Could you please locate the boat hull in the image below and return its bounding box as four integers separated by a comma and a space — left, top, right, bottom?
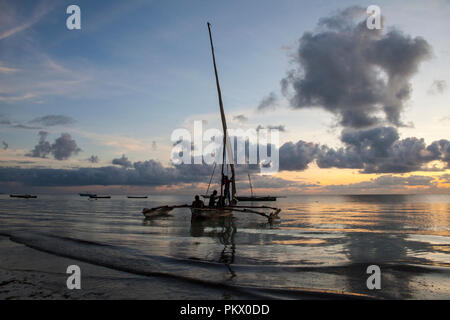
79, 193, 96, 197
191, 207, 233, 220
10, 194, 37, 199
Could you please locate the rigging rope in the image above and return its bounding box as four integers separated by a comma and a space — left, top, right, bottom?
205, 162, 217, 195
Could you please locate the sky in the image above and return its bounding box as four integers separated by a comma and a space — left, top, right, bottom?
0, 0, 449, 195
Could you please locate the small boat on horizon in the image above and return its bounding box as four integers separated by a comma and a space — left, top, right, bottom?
89, 195, 111, 199
10, 194, 37, 199
79, 193, 97, 197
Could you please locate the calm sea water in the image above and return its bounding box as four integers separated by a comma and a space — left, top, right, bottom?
0, 194, 449, 299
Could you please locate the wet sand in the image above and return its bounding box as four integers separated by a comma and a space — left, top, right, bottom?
2, 235, 449, 300
0, 235, 252, 300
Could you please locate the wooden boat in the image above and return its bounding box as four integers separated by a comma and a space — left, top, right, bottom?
191, 207, 233, 220
89, 195, 111, 199
10, 194, 37, 199
141, 23, 281, 222
127, 196, 148, 199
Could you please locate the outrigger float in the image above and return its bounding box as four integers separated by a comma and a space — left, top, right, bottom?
142, 22, 281, 222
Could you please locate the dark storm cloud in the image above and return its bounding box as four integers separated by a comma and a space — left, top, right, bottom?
0, 160, 213, 187
27, 131, 81, 160
280, 6, 431, 128
279, 140, 319, 171
316, 126, 450, 173
50, 133, 81, 160
29, 115, 75, 126
87, 155, 99, 163
257, 92, 278, 111
112, 154, 132, 168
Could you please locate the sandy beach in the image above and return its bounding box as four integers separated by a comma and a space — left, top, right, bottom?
0, 235, 255, 300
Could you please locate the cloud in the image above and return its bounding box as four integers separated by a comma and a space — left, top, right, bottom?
315, 126, 450, 173
87, 155, 99, 163
50, 133, 82, 160
29, 115, 75, 126
27, 131, 81, 160
0, 116, 41, 129
257, 92, 278, 111
112, 154, 132, 168
279, 6, 431, 128
0, 160, 211, 187
11, 124, 42, 130
2, 141, 8, 150
0, 0, 55, 40
0, 62, 19, 74
438, 174, 450, 184
256, 124, 286, 132
233, 114, 248, 123
323, 175, 437, 193
0, 93, 38, 102
27, 131, 52, 158
279, 141, 319, 171
428, 80, 447, 95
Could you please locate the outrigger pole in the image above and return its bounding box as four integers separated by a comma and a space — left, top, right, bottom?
207, 22, 236, 202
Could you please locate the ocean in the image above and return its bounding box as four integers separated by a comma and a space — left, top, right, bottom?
0, 194, 449, 299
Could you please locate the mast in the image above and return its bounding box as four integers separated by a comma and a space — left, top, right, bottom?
207, 22, 236, 201
248, 173, 254, 197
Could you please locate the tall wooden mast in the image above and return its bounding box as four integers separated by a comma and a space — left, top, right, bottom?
207, 22, 236, 201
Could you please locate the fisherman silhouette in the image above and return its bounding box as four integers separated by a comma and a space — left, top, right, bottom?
209, 190, 218, 207
192, 195, 204, 208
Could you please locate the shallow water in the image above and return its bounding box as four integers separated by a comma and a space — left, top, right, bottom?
0, 194, 449, 299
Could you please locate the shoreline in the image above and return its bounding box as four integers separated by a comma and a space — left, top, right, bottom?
0, 235, 254, 300
2, 233, 449, 300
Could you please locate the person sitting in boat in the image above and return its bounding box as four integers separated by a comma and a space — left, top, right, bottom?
208, 190, 218, 207
192, 195, 204, 208
216, 195, 225, 207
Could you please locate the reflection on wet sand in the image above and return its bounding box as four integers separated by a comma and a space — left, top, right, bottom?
190, 217, 237, 268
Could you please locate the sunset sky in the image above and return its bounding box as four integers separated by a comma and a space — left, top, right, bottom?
0, 0, 449, 194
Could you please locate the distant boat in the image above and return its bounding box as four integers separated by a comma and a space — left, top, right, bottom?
89, 195, 111, 199
79, 193, 97, 197
10, 194, 37, 199
127, 196, 148, 199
